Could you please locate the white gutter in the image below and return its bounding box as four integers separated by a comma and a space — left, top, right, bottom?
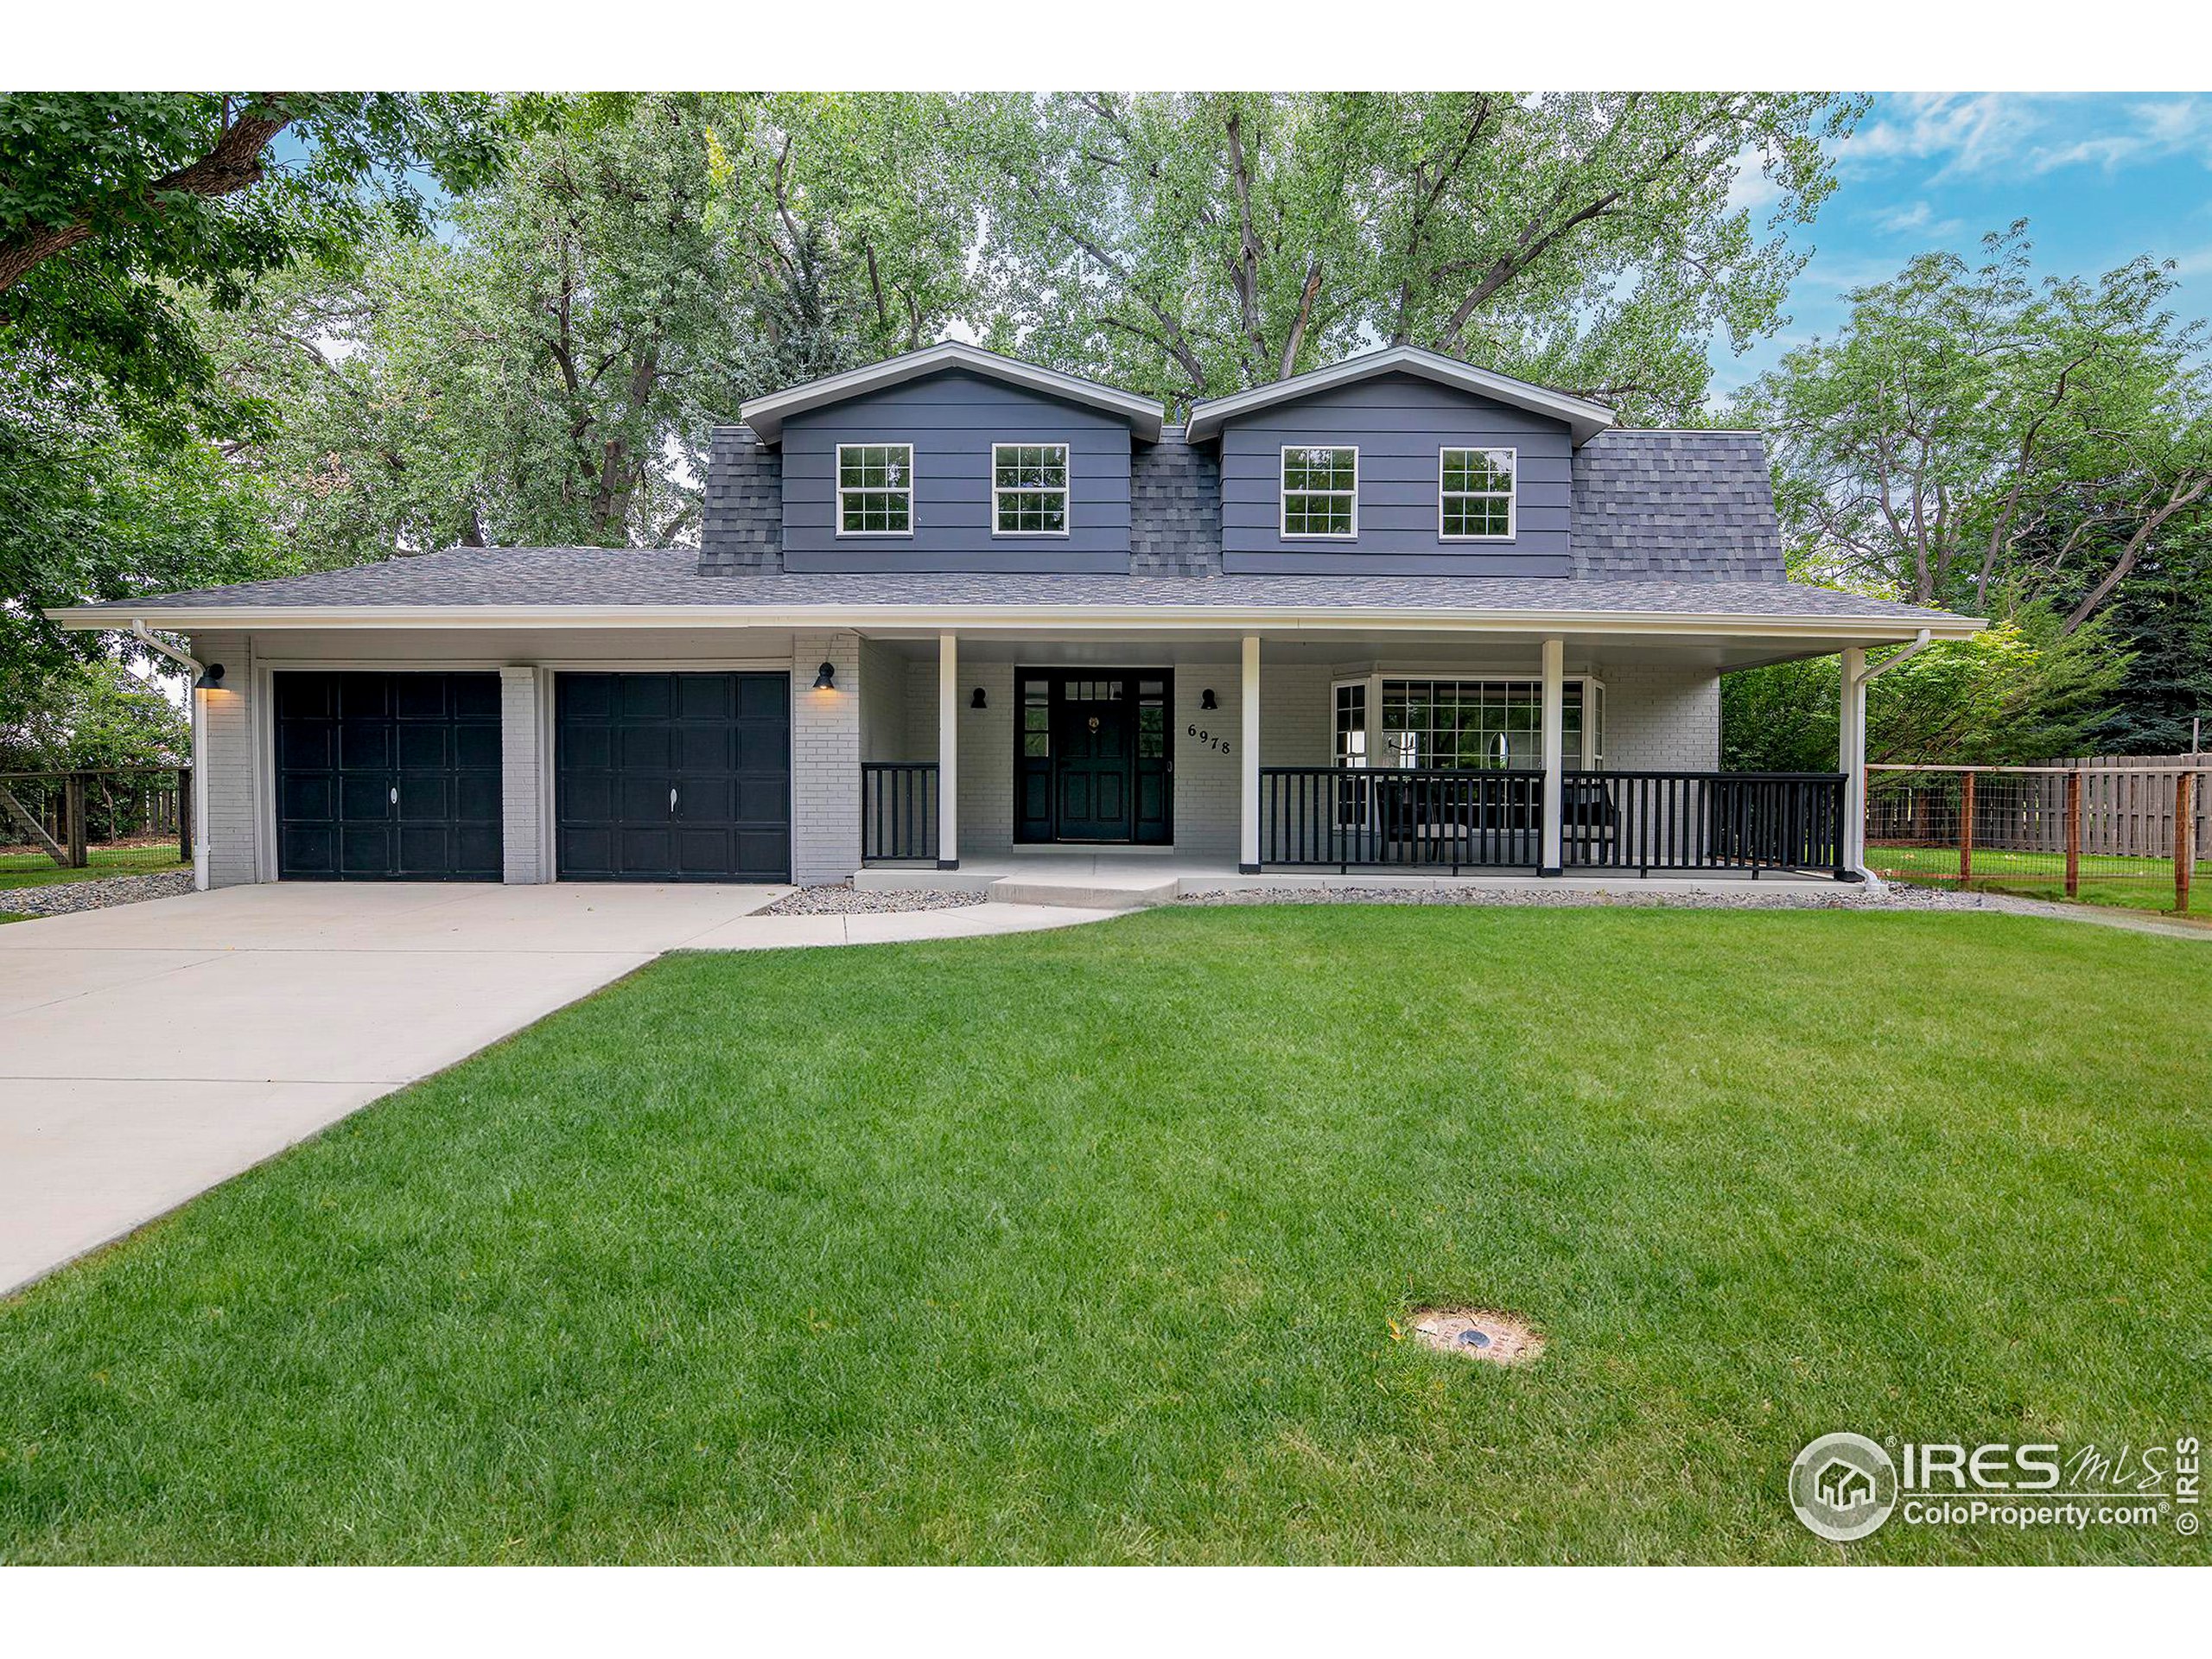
128, 619, 206, 677
1851, 628, 1935, 687
63, 606, 1986, 643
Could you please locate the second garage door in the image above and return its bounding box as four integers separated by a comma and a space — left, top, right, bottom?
556, 672, 791, 881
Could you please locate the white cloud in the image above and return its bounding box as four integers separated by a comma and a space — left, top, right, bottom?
1870, 199, 1964, 238
1838, 92, 2212, 182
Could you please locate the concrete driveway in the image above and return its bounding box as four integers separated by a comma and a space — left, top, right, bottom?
0, 880, 791, 1294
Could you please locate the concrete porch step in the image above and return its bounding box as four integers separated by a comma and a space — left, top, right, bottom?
982, 870, 1180, 910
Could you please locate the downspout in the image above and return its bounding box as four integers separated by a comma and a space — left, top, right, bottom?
1852, 628, 1934, 691
129, 620, 214, 683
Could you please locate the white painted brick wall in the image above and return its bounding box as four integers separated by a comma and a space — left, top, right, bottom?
791, 631, 861, 883
499, 665, 546, 883
188, 631, 257, 889
1599, 664, 1721, 771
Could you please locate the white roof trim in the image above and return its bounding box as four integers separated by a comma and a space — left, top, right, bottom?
739, 342, 1166, 444
1184, 346, 1617, 448
49, 602, 1984, 643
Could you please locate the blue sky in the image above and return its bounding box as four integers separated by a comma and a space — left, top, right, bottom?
1714, 92, 2212, 397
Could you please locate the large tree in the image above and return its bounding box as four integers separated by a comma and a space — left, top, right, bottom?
1736, 226, 2212, 621
963, 92, 1859, 420
205, 93, 982, 557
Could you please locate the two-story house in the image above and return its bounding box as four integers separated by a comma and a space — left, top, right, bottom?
53, 343, 1980, 894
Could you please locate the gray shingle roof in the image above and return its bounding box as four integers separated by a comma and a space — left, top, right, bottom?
68, 545, 1967, 626
1570, 429, 1783, 582
1128, 428, 1221, 578
699, 426, 779, 572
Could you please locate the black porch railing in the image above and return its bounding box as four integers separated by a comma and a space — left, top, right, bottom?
1561, 770, 1847, 877
1260, 767, 1543, 872
861, 762, 939, 861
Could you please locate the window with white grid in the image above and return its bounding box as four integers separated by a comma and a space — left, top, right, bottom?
1440, 448, 1516, 540
993, 442, 1069, 536
1280, 446, 1357, 537
836, 443, 913, 536
1376, 679, 1587, 770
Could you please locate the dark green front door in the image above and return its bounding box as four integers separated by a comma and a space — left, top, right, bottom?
1014, 671, 1173, 845
1053, 691, 1131, 840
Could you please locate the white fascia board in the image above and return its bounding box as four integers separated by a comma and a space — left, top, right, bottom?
1185, 346, 1617, 447
49, 603, 1986, 643
739, 342, 1166, 443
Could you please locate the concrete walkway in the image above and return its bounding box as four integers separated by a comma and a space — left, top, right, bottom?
0, 883, 1105, 1295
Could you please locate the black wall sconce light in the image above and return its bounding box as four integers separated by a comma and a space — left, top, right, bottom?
970, 687, 988, 709
195, 663, 225, 690
811, 661, 837, 690
1199, 688, 1218, 710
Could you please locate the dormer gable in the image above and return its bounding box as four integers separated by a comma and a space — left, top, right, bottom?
734, 344, 1166, 575
1186, 350, 1615, 578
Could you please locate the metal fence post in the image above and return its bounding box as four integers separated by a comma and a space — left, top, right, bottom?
1958, 769, 1975, 887
2064, 769, 2081, 899
64, 772, 89, 868
2177, 770, 2196, 915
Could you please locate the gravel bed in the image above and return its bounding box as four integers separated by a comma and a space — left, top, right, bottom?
1173, 880, 2176, 924
762, 884, 990, 916
1, 869, 197, 917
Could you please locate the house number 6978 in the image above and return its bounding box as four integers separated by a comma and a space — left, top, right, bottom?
1188, 722, 1230, 755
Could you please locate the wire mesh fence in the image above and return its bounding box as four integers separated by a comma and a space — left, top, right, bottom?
0, 767, 193, 875
1866, 764, 2207, 915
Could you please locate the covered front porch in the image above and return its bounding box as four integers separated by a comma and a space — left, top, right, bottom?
848, 623, 1896, 887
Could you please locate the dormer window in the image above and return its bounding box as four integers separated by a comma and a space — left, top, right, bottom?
993, 442, 1069, 536
1281, 445, 1357, 538
836, 443, 913, 536
1440, 447, 1516, 540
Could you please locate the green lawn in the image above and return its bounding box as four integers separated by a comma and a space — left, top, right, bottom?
1871, 844, 2208, 918
2, 907, 2206, 1564
0, 844, 187, 893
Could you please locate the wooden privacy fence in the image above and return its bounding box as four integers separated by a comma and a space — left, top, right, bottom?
0, 767, 194, 869
1865, 763, 2205, 911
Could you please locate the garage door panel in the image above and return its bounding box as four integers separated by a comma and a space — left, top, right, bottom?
620, 772, 674, 821
281, 772, 334, 821
454, 824, 501, 875
283, 824, 335, 875
556, 671, 789, 882
278, 671, 502, 882
340, 823, 395, 876
620, 675, 674, 720
398, 774, 449, 820
680, 674, 734, 721
735, 778, 785, 822
453, 722, 501, 769
736, 723, 788, 771
340, 721, 394, 771
558, 723, 611, 771
738, 676, 784, 720
454, 772, 500, 823
397, 723, 448, 768
278, 721, 334, 770
340, 773, 394, 820
620, 725, 673, 770
679, 725, 732, 772
677, 778, 733, 821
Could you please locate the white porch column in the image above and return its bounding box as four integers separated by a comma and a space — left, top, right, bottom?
1239, 635, 1262, 872
1540, 636, 1565, 875
1840, 646, 1867, 874
938, 632, 959, 869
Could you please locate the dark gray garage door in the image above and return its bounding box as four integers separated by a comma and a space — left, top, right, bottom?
276, 671, 503, 880
556, 672, 791, 881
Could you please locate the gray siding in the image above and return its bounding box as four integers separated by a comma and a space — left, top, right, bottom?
779, 369, 1133, 574
1218, 372, 1573, 576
